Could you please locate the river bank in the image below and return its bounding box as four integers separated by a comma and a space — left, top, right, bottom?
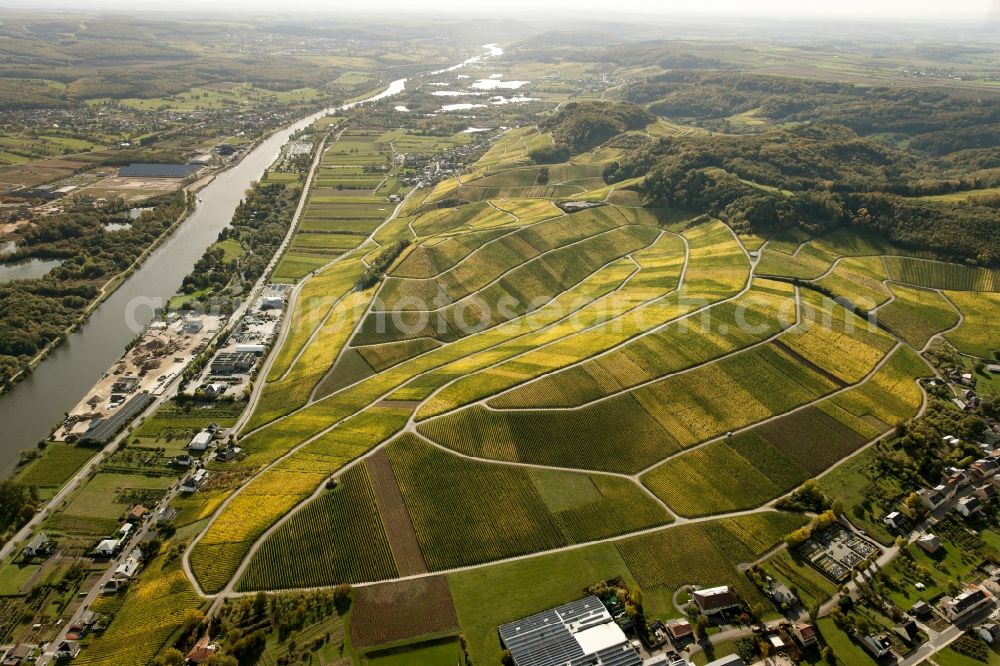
0, 79, 412, 474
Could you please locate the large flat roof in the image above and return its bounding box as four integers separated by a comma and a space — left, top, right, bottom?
81, 392, 153, 444
575, 623, 628, 656
498, 596, 640, 666
118, 163, 199, 178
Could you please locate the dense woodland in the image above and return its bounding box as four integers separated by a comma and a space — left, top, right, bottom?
625, 72, 1000, 138
0, 193, 188, 387
588, 73, 1000, 264
532, 101, 653, 162
176, 181, 301, 313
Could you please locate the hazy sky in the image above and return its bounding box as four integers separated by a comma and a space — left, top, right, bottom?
9, 0, 999, 20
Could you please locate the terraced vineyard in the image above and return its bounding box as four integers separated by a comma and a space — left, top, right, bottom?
177, 114, 999, 666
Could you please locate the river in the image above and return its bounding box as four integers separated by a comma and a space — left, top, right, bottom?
0, 46, 499, 474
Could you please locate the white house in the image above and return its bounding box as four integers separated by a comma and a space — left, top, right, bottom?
692, 586, 741, 615
95, 539, 118, 557
884, 511, 902, 530
180, 468, 208, 493
188, 430, 213, 451
24, 532, 53, 558
957, 496, 983, 518
945, 586, 992, 621
115, 557, 141, 580
916, 533, 942, 554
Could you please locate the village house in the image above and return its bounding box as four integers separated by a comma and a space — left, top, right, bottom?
94, 538, 119, 558
972, 459, 1000, 480
917, 487, 949, 511
794, 623, 818, 648
54, 641, 80, 660
770, 582, 797, 607
66, 610, 99, 640
911, 600, 932, 619
154, 507, 178, 525
957, 496, 983, 518
884, 511, 903, 530
667, 620, 693, 644
187, 634, 219, 664
127, 505, 147, 523
180, 468, 208, 493
944, 586, 993, 622
199, 382, 229, 399
23, 532, 53, 558
101, 579, 126, 594
2, 645, 30, 666
917, 533, 943, 554
946, 467, 971, 488
894, 620, 920, 645
975, 484, 998, 503
692, 586, 742, 616
859, 634, 892, 659
114, 557, 141, 580
188, 429, 213, 452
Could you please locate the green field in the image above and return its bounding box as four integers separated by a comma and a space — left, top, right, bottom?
877, 283, 958, 348
14, 444, 96, 497
238, 464, 397, 591
363, 639, 466, 666
385, 434, 672, 570
448, 543, 636, 666
944, 290, 1000, 357
642, 346, 927, 516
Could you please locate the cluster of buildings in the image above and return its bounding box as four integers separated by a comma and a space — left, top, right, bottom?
93, 515, 140, 559
189, 292, 286, 398
397, 132, 494, 189
496, 588, 829, 666
900, 442, 1000, 520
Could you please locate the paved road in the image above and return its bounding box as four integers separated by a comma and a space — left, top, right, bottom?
37, 481, 183, 666
189, 218, 934, 605
160, 113, 982, 666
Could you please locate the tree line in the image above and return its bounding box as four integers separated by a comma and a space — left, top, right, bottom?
0, 192, 189, 388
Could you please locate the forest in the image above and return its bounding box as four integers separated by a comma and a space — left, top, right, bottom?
531, 101, 653, 162
176, 181, 301, 312
0, 193, 189, 388
601, 118, 1000, 264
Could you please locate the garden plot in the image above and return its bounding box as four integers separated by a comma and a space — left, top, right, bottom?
796, 524, 881, 582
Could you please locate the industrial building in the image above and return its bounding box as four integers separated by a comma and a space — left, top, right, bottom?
498, 596, 641, 666
210, 352, 256, 375
117, 163, 200, 178
80, 392, 154, 444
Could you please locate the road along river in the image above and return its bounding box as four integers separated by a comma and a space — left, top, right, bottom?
0, 50, 495, 473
